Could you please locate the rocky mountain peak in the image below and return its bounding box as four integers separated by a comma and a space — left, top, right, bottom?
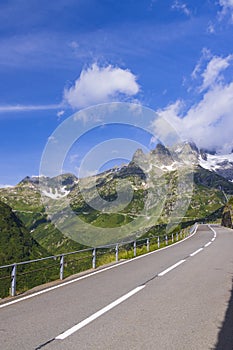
186, 141, 199, 153
200, 149, 207, 161
150, 143, 173, 166
132, 148, 146, 163
19, 176, 40, 185
151, 143, 171, 156
52, 173, 78, 187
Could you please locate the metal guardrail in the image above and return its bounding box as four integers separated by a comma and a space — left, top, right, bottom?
190, 222, 198, 235
0, 225, 197, 298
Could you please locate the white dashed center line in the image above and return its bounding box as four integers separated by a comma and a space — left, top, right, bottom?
158, 260, 186, 277
56, 285, 145, 340
190, 248, 203, 257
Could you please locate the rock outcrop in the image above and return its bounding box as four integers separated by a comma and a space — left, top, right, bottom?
221, 198, 233, 228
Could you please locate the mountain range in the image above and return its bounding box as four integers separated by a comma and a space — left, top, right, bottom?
0, 141, 233, 257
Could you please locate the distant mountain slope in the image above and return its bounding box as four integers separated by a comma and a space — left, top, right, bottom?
194, 166, 233, 194
199, 152, 233, 181
0, 182, 85, 254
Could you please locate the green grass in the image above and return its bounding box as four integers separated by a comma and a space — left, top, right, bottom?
0, 228, 190, 298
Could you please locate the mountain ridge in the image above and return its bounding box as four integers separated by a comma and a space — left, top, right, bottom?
0, 141, 232, 250
15, 141, 233, 188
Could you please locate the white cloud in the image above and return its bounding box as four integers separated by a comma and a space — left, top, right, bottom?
0, 104, 62, 113
191, 62, 201, 80
200, 54, 233, 91
64, 63, 140, 109
171, 1, 191, 16
191, 51, 232, 91
219, 0, 233, 22
69, 41, 79, 49
69, 154, 79, 164
0, 184, 14, 188
191, 48, 211, 79
57, 110, 65, 118
207, 22, 215, 34
153, 53, 233, 153
47, 135, 57, 143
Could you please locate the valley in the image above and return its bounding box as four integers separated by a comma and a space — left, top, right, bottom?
0, 141, 233, 297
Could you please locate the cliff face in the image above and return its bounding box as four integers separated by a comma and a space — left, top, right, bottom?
221, 198, 233, 228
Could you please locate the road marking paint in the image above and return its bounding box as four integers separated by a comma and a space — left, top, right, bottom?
204, 242, 212, 247
55, 285, 145, 340
0, 226, 198, 309
208, 225, 217, 239
190, 248, 203, 257
158, 260, 186, 277
211, 238, 215, 242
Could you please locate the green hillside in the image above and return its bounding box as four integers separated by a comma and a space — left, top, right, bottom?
0, 183, 86, 254
0, 201, 52, 297
0, 201, 47, 266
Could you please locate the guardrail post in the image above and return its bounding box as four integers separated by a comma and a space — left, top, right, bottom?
133, 241, 137, 257
157, 236, 160, 248
92, 248, 96, 269
11, 263, 17, 297
172, 233, 174, 243
60, 255, 64, 280
146, 238, 150, 252
176, 233, 178, 241
165, 235, 168, 245
115, 244, 119, 262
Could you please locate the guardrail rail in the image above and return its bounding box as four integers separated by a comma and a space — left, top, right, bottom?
0, 224, 197, 298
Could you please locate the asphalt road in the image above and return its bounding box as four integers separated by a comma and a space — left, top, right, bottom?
0, 224, 233, 350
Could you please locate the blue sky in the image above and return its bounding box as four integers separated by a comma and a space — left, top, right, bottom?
1, 0, 233, 185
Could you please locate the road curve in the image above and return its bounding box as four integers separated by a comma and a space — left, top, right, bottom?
0, 224, 233, 350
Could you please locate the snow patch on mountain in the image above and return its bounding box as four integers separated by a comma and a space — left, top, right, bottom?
42, 186, 70, 199
199, 153, 233, 169
199, 153, 233, 181
160, 162, 177, 171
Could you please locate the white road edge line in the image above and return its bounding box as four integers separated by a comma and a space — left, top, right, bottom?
208, 225, 217, 238
55, 285, 145, 340
190, 248, 203, 257
158, 259, 186, 277
0, 225, 198, 309
204, 242, 212, 247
